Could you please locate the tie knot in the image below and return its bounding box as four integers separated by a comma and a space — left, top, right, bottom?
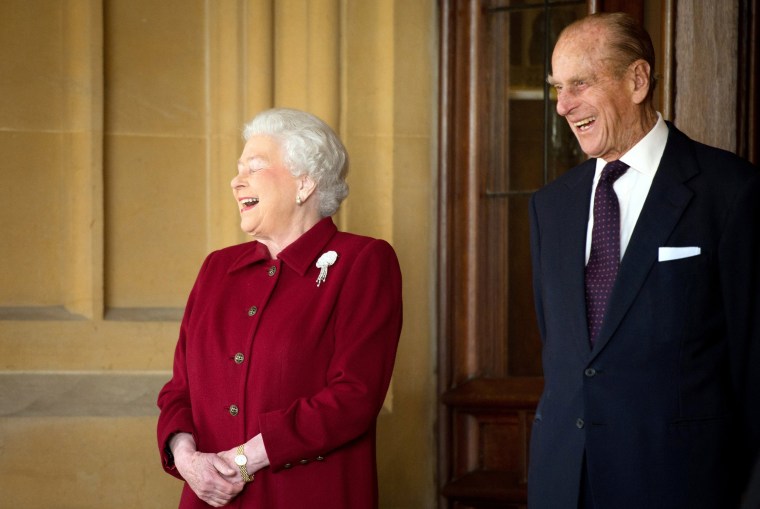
600, 160, 629, 184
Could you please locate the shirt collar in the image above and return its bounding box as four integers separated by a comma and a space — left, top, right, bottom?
596, 112, 668, 177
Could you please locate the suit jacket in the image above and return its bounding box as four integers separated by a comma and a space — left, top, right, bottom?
527, 123, 760, 509
157, 217, 402, 508
742, 456, 760, 509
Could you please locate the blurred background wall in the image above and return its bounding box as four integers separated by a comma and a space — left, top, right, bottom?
0, 1, 437, 507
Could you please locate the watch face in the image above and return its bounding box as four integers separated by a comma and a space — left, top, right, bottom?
235, 454, 247, 466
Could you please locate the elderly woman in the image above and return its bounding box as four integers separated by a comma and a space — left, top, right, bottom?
157, 108, 403, 508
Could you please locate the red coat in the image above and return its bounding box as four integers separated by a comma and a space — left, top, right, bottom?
157, 217, 403, 508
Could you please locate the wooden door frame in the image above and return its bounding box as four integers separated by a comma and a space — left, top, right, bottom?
436, 0, 757, 506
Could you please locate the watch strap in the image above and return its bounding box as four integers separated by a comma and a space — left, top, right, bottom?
236, 445, 253, 482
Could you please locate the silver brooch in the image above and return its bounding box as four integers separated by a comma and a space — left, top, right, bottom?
315, 251, 338, 287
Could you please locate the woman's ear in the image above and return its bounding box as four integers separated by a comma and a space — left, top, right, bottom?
298, 175, 317, 201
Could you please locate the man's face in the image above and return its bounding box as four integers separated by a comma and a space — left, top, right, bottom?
548, 26, 641, 161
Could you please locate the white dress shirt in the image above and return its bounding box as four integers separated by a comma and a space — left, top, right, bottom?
585, 113, 669, 263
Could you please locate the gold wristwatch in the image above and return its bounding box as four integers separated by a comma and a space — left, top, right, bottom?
234, 445, 254, 482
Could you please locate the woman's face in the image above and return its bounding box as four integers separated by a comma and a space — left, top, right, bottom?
231, 135, 300, 239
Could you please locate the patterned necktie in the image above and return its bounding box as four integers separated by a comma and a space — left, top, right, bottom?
585, 160, 629, 344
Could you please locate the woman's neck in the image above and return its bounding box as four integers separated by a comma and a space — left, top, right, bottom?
253, 215, 322, 260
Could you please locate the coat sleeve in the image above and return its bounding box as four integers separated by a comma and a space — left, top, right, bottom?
529, 193, 547, 345
720, 171, 760, 486
155, 254, 212, 478
258, 239, 403, 471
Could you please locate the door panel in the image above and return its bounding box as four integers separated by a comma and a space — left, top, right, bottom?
437, 1, 589, 507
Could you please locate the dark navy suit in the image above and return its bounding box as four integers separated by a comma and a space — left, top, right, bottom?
527, 123, 760, 508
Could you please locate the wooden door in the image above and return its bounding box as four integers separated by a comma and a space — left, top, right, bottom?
436, 0, 759, 507
437, 2, 588, 507
435, 1, 642, 507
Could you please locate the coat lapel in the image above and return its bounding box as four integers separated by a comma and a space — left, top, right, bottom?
590, 124, 698, 356
555, 160, 597, 357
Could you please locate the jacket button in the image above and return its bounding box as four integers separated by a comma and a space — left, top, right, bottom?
229, 405, 239, 416
247, 306, 258, 316
316, 455, 325, 461
584, 368, 596, 377
234, 353, 244, 364
300, 459, 309, 465
268, 266, 277, 276
283, 463, 292, 469
576, 418, 585, 429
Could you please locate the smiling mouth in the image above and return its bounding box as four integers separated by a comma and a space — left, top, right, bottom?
240, 197, 259, 211
573, 116, 596, 131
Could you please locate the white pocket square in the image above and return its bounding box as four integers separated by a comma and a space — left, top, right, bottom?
658, 246, 701, 262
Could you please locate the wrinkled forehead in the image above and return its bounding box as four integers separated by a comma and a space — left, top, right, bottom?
550, 26, 613, 80
239, 134, 285, 163
242, 134, 280, 153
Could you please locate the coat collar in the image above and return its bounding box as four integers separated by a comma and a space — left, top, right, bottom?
278, 217, 339, 276
227, 217, 339, 276
589, 122, 698, 357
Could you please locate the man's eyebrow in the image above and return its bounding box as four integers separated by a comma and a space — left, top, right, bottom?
547, 74, 593, 86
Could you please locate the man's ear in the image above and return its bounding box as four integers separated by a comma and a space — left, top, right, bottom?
630, 59, 651, 105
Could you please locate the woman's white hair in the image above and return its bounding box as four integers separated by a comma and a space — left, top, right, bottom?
243, 108, 349, 217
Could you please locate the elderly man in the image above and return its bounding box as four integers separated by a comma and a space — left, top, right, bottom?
528, 12, 760, 509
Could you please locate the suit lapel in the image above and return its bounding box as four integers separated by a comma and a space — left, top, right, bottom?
555, 160, 597, 357
590, 124, 698, 356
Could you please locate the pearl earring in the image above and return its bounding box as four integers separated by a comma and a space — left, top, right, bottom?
296, 195, 303, 205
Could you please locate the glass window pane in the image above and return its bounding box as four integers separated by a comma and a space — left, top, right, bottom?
481, 1, 586, 377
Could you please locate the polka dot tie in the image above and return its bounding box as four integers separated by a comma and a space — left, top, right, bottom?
585, 160, 629, 344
